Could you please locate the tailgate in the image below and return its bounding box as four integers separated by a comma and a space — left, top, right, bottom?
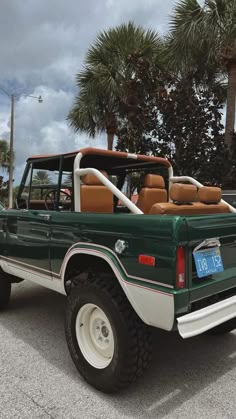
185, 214, 236, 303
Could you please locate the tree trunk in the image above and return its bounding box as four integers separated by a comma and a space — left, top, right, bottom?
107, 133, 114, 150
225, 63, 236, 150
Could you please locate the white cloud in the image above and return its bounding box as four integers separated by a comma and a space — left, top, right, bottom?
0, 0, 175, 84
0, 86, 106, 183
0, 0, 175, 184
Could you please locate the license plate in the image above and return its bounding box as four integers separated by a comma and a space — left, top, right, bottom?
193, 247, 224, 278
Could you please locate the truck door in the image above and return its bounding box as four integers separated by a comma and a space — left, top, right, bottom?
2, 161, 55, 286
4, 209, 52, 283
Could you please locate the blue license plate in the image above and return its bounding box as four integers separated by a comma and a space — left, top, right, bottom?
193, 247, 224, 278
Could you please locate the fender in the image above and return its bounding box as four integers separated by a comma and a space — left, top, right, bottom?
61, 243, 175, 331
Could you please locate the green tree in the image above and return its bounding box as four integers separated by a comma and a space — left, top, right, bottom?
0, 139, 13, 205
0, 139, 10, 171
68, 73, 117, 150
68, 22, 161, 150
116, 50, 165, 154
154, 77, 226, 185
167, 0, 236, 152
32, 170, 51, 185
115, 63, 226, 186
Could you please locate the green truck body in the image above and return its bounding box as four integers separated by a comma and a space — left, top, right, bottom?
0, 147, 235, 392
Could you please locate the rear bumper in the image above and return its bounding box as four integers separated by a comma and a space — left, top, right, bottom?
177, 295, 236, 338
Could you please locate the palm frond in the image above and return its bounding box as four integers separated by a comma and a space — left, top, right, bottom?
166, 0, 236, 76
68, 22, 162, 144
167, 0, 207, 70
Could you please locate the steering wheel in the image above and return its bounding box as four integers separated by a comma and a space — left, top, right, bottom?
44, 189, 71, 211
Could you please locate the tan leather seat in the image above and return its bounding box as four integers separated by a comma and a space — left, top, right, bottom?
81, 172, 113, 213
195, 186, 230, 213
150, 184, 230, 215
136, 174, 167, 214
198, 186, 221, 203
150, 183, 197, 215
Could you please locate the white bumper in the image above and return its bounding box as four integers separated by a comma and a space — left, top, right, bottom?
177, 295, 236, 338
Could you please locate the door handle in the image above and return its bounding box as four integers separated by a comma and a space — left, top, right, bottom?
38, 213, 51, 221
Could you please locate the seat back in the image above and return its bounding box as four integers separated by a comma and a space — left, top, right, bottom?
136, 174, 167, 214
195, 186, 230, 213
150, 183, 197, 215
81, 171, 113, 213
150, 184, 230, 215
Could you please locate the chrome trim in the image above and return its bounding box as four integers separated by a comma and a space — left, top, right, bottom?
193, 238, 221, 252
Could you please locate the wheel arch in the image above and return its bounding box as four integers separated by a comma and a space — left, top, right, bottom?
62, 248, 128, 294
62, 248, 147, 323
64, 252, 119, 284
61, 248, 175, 331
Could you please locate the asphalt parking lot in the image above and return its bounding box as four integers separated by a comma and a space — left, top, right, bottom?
0, 281, 236, 419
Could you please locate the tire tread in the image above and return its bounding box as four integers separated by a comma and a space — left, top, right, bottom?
65, 271, 152, 392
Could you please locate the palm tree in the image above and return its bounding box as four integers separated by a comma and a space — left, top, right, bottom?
32, 170, 51, 185
68, 22, 161, 150
167, 0, 236, 151
68, 69, 118, 150
0, 139, 12, 204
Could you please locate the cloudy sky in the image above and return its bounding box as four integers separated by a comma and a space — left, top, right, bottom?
0, 0, 177, 183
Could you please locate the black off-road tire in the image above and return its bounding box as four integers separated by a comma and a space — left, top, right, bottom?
206, 318, 236, 335
65, 272, 152, 393
0, 273, 11, 310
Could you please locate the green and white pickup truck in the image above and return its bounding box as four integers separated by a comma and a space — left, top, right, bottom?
0, 147, 236, 392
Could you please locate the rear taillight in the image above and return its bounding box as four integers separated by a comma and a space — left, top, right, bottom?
176, 246, 186, 289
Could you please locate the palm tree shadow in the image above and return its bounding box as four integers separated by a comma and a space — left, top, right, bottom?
3, 282, 236, 418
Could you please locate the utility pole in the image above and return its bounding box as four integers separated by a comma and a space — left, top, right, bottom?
8, 95, 14, 208
0, 88, 43, 207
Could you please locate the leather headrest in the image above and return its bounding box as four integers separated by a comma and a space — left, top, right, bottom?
198, 186, 221, 204
82, 171, 108, 186
143, 174, 165, 189
170, 183, 197, 203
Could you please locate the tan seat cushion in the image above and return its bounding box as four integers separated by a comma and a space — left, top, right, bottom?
136, 174, 167, 214
170, 183, 197, 203
143, 174, 165, 189
150, 202, 230, 215
198, 186, 221, 203
150, 202, 197, 215
194, 203, 230, 214
81, 186, 113, 213
150, 183, 229, 215
82, 171, 108, 185
81, 171, 113, 213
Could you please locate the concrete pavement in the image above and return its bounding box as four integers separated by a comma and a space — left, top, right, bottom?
0, 281, 236, 419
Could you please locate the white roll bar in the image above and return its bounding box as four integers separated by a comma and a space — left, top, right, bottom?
73, 152, 143, 214
73, 150, 236, 214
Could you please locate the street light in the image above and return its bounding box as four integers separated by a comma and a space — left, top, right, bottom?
0, 88, 43, 207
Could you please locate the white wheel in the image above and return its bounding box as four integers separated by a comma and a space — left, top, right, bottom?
75, 303, 114, 369
65, 276, 152, 392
